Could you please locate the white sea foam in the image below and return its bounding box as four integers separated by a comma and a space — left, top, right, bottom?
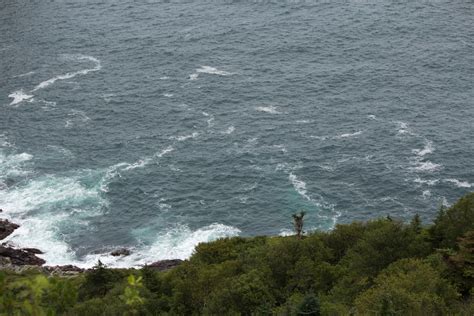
422, 190, 431, 199
309, 135, 328, 141
202, 112, 215, 127
15, 71, 35, 78
0, 172, 106, 266
412, 161, 442, 172
413, 177, 439, 186
318, 164, 335, 172
412, 140, 434, 157
393, 121, 413, 135
122, 146, 174, 170
8, 90, 33, 105
170, 132, 199, 142
282, 167, 340, 230
32, 55, 101, 92
334, 130, 363, 139
441, 197, 450, 208
99, 146, 174, 192
163, 93, 173, 98
279, 229, 295, 237
8, 55, 101, 106
65, 110, 91, 128
122, 158, 152, 171
188, 66, 234, 80
289, 173, 310, 201
0, 144, 206, 268
196, 66, 233, 76
255, 106, 281, 114
0, 151, 33, 179
0, 136, 13, 148
272, 144, 287, 153
368, 114, 377, 120
81, 223, 240, 268
157, 146, 175, 157
0, 175, 103, 215
222, 126, 235, 134
159, 76, 170, 80
4, 216, 78, 266
444, 178, 472, 188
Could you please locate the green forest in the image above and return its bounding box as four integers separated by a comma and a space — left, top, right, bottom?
1, 192, 474, 315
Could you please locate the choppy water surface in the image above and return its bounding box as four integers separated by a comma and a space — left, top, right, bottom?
0, 1, 473, 267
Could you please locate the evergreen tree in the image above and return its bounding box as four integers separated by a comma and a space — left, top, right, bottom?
410, 214, 422, 234
297, 293, 320, 315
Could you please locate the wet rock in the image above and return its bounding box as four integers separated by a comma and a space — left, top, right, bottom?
110, 248, 131, 256
0, 219, 19, 240
23, 248, 44, 254
147, 259, 183, 271
0, 246, 45, 266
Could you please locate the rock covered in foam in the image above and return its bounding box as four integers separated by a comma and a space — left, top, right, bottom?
23, 248, 44, 254
147, 259, 183, 271
110, 248, 131, 256
0, 219, 19, 240
0, 246, 45, 266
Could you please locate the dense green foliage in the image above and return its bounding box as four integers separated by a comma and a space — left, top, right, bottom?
2, 193, 474, 315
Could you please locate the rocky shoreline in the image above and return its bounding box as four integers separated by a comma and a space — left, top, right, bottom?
0, 210, 182, 274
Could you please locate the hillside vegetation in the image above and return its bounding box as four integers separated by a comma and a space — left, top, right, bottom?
1, 193, 474, 315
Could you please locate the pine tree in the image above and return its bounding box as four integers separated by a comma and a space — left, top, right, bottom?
410, 214, 422, 234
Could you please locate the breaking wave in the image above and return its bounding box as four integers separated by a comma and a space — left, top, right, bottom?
82, 223, 241, 268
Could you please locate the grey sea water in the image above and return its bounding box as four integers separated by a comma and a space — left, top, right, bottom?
0, 1, 473, 267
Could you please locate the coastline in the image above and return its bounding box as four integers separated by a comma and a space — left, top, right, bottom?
0, 212, 183, 272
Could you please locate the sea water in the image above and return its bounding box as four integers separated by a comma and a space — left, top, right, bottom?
0, 1, 473, 267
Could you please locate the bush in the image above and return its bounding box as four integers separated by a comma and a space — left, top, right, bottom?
2, 193, 474, 315
430, 193, 474, 249
354, 258, 459, 315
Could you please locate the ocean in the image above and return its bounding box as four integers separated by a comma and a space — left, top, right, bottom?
0, 0, 473, 267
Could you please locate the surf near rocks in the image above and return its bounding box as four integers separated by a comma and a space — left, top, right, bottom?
0, 245, 46, 266
0, 218, 19, 240
0, 210, 46, 267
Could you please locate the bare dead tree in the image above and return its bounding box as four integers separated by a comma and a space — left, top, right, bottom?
292, 211, 306, 239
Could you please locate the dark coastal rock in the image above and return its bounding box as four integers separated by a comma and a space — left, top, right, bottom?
23, 248, 44, 254
0, 219, 19, 240
110, 248, 131, 256
147, 259, 183, 271
0, 246, 45, 266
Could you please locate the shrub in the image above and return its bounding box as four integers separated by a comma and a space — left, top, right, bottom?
430, 193, 474, 249
354, 258, 459, 315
